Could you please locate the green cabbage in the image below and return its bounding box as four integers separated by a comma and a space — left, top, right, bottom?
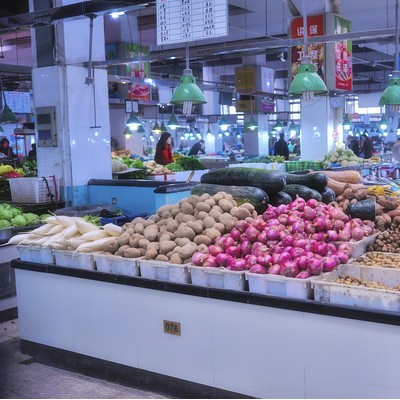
23, 213, 40, 225
39, 213, 52, 221
0, 209, 14, 221
0, 219, 11, 228
11, 215, 27, 227
11, 207, 23, 218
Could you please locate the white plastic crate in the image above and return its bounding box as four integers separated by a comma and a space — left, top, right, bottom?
228, 162, 286, 172
173, 170, 209, 182
93, 253, 140, 277
335, 233, 378, 258
312, 264, 400, 312
0, 228, 13, 241
246, 272, 315, 300
53, 250, 95, 271
18, 245, 54, 265
189, 265, 246, 291
146, 173, 175, 181
9, 177, 60, 204
138, 258, 190, 284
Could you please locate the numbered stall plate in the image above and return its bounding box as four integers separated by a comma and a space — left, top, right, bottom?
163, 320, 181, 336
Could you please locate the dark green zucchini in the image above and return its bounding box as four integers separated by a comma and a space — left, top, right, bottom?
282, 184, 322, 202
346, 198, 376, 221
191, 183, 269, 213
268, 192, 292, 206
200, 168, 286, 194
319, 187, 336, 204
284, 172, 328, 191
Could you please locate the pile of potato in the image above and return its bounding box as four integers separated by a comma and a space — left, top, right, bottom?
335, 275, 400, 291
144, 160, 173, 175
352, 252, 400, 269
102, 191, 256, 264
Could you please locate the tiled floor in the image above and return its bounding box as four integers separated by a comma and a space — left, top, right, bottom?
0, 319, 167, 399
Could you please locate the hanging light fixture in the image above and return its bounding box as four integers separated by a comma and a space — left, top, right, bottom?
219, 115, 230, 131
0, 78, 17, 124
379, 115, 388, 130
123, 127, 132, 138
171, 43, 206, 115
342, 114, 351, 130
274, 119, 284, 131
126, 111, 141, 130
137, 124, 145, 134
167, 113, 179, 130
288, 0, 328, 100
160, 122, 168, 132
152, 121, 161, 134
289, 121, 297, 135
247, 95, 258, 131
379, 0, 400, 110
206, 128, 214, 138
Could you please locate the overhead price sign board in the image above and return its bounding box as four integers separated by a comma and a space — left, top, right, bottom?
156, 0, 228, 45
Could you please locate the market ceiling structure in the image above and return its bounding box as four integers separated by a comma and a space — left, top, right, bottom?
0, 0, 398, 97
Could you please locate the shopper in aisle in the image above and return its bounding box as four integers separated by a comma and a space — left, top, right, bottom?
28, 143, 37, 161
154, 131, 174, 165
274, 132, 289, 160
360, 133, 373, 159
187, 140, 205, 156
347, 136, 360, 156
0, 138, 16, 159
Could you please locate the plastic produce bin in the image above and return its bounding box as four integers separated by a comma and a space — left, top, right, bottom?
189, 265, 246, 291
94, 253, 140, 277
138, 258, 190, 284
53, 250, 95, 271
18, 245, 55, 265
335, 233, 378, 258
9, 177, 59, 204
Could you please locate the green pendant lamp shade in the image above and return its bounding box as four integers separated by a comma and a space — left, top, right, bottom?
137, 124, 145, 134
274, 119, 284, 131
342, 114, 351, 130
219, 116, 230, 131
0, 104, 17, 124
379, 71, 400, 110
152, 121, 161, 134
0, 125, 4, 132
379, 115, 388, 130
247, 116, 258, 131
160, 122, 168, 133
289, 56, 328, 100
171, 68, 206, 115
289, 121, 297, 135
206, 128, 214, 137
126, 111, 141, 130
167, 114, 179, 129
123, 127, 132, 138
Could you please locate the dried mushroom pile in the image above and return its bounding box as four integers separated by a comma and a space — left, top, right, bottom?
102, 192, 256, 264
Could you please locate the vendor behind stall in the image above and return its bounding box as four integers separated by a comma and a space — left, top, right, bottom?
0, 138, 16, 158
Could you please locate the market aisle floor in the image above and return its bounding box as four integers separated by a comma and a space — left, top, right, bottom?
0, 319, 167, 399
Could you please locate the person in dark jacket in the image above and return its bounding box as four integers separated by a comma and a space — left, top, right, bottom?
0, 138, 16, 158
154, 131, 174, 165
187, 140, 205, 156
359, 133, 373, 159
347, 136, 360, 156
274, 132, 289, 160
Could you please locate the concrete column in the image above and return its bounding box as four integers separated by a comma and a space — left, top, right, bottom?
30, 0, 111, 206
300, 97, 335, 160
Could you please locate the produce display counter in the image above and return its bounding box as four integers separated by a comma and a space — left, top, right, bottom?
87, 179, 197, 216
0, 245, 19, 322
13, 259, 400, 399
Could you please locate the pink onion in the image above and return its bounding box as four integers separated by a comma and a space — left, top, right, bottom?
245, 254, 258, 267
278, 252, 292, 265
271, 245, 284, 254
280, 260, 300, 277
266, 240, 280, 246
306, 258, 323, 275
203, 255, 218, 268
266, 227, 281, 240
257, 232, 268, 244
324, 218, 333, 231
244, 225, 260, 242
192, 252, 209, 266
266, 219, 280, 227
287, 213, 299, 225
333, 220, 345, 231
249, 263, 268, 274
294, 238, 308, 249
252, 218, 266, 232
253, 244, 269, 257
229, 228, 241, 242
272, 253, 281, 264
289, 247, 306, 259
208, 245, 223, 257
304, 221, 316, 235
281, 234, 295, 247
311, 232, 326, 242
240, 240, 252, 256
291, 221, 305, 233
226, 245, 241, 258
268, 264, 281, 275
313, 217, 325, 232
351, 227, 364, 241
306, 199, 319, 208
257, 254, 273, 267
329, 208, 348, 221
326, 243, 337, 254
337, 251, 349, 263
278, 214, 289, 225
338, 230, 351, 242
303, 206, 317, 221
338, 243, 352, 256
276, 204, 288, 215
235, 219, 249, 233
296, 271, 312, 279
362, 225, 373, 236
297, 256, 308, 270
228, 258, 247, 271
313, 242, 328, 256
289, 196, 306, 211
323, 256, 339, 272
326, 230, 339, 242
216, 253, 234, 268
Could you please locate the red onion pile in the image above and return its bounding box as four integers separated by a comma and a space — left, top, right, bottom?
191, 197, 376, 279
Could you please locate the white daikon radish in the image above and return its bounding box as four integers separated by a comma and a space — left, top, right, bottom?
63, 223, 78, 238
75, 220, 99, 235
44, 215, 75, 227
79, 230, 110, 241
75, 237, 115, 253
66, 238, 87, 250
29, 224, 55, 236
48, 242, 68, 250
102, 223, 122, 237
42, 232, 65, 247
29, 236, 51, 246
46, 224, 65, 236
7, 233, 30, 245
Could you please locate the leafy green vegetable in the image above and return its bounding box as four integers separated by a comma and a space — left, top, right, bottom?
166, 163, 184, 172
11, 215, 27, 227
23, 213, 40, 225
166, 156, 205, 171
0, 219, 11, 228
0, 208, 13, 221
40, 213, 52, 221
241, 155, 286, 164
22, 160, 38, 177
83, 215, 101, 226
